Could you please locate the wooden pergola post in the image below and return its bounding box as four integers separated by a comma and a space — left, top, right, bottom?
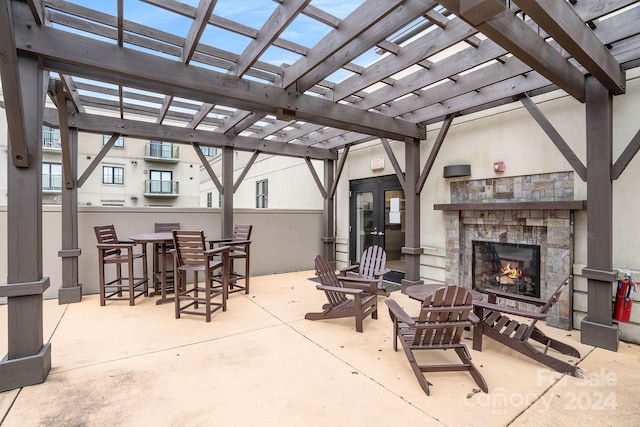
580, 76, 619, 351
0, 55, 51, 392
322, 159, 336, 265
57, 93, 82, 304
221, 146, 234, 238
402, 137, 423, 289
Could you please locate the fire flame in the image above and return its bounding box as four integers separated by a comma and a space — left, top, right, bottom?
500, 263, 522, 279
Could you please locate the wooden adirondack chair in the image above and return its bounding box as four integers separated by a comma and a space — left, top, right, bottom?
472, 276, 581, 376
305, 255, 379, 332
339, 245, 391, 296
385, 285, 487, 396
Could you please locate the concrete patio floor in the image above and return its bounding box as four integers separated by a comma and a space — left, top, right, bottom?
1, 270, 638, 426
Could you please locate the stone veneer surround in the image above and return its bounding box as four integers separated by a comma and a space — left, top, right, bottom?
443, 172, 576, 329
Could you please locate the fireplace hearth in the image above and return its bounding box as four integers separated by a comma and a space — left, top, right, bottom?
472, 241, 541, 298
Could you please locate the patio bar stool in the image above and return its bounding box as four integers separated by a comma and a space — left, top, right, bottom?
94, 225, 149, 306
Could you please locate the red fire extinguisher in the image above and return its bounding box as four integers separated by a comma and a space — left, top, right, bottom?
613, 271, 636, 322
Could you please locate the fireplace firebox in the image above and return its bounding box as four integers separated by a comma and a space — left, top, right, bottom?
472, 241, 541, 298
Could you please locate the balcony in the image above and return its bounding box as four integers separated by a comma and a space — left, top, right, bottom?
144, 142, 179, 163
42, 130, 61, 152
42, 173, 62, 193
143, 179, 179, 197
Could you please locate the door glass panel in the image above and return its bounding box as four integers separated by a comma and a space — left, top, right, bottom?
355, 191, 374, 263
384, 190, 405, 272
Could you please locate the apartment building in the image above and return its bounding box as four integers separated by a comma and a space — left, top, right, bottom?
0, 115, 207, 207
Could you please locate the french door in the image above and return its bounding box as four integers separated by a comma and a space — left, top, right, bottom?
349, 175, 405, 281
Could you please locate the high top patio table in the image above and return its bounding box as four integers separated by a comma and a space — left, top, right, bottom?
129, 232, 175, 305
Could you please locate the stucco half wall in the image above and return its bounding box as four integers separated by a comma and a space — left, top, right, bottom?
0, 206, 323, 301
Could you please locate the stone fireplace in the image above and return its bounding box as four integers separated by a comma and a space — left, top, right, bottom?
437, 172, 584, 329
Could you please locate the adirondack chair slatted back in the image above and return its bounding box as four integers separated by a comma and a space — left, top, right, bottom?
172, 230, 207, 267
359, 245, 386, 279
414, 286, 473, 347
539, 276, 572, 316
315, 255, 348, 306
521, 276, 572, 341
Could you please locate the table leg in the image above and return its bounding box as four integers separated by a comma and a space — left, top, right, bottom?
155, 242, 175, 305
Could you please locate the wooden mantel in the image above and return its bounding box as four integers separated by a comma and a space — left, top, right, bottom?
434, 201, 587, 211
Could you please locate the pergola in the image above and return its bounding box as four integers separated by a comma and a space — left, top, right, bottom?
1, 0, 639, 392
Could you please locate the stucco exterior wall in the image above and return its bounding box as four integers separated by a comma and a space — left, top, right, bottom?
200, 152, 324, 210
334, 70, 640, 342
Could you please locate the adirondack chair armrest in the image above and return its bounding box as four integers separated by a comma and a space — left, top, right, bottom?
384, 299, 415, 326
473, 301, 548, 320
338, 265, 359, 275
337, 276, 378, 293
485, 289, 547, 306
468, 311, 480, 324
315, 284, 364, 296
373, 268, 392, 277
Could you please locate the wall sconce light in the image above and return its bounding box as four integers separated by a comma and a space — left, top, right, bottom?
131, 160, 138, 165
493, 161, 505, 173
370, 158, 384, 171
443, 164, 471, 178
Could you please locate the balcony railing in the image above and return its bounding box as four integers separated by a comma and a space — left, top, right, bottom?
43, 174, 62, 191
144, 142, 179, 162
42, 130, 61, 150
144, 179, 179, 196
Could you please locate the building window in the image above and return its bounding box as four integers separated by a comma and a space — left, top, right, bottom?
218, 192, 222, 208
256, 179, 268, 208
103, 166, 124, 185
149, 141, 176, 158
206, 192, 212, 208
103, 134, 124, 147
42, 162, 62, 190
42, 126, 61, 149
149, 170, 173, 193
200, 146, 217, 156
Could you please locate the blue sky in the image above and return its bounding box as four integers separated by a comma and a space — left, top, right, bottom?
66, 0, 377, 78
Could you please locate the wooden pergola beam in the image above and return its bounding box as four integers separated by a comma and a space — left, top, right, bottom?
15, 21, 424, 141
439, 0, 586, 102
0, 1, 29, 167
42, 108, 338, 161
282, 0, 408, 90
293, 0, 437, 93
181, 0, 216, 64
517, 0, 625, 95
236, 0, 309, 78
520, 95, 587, 181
